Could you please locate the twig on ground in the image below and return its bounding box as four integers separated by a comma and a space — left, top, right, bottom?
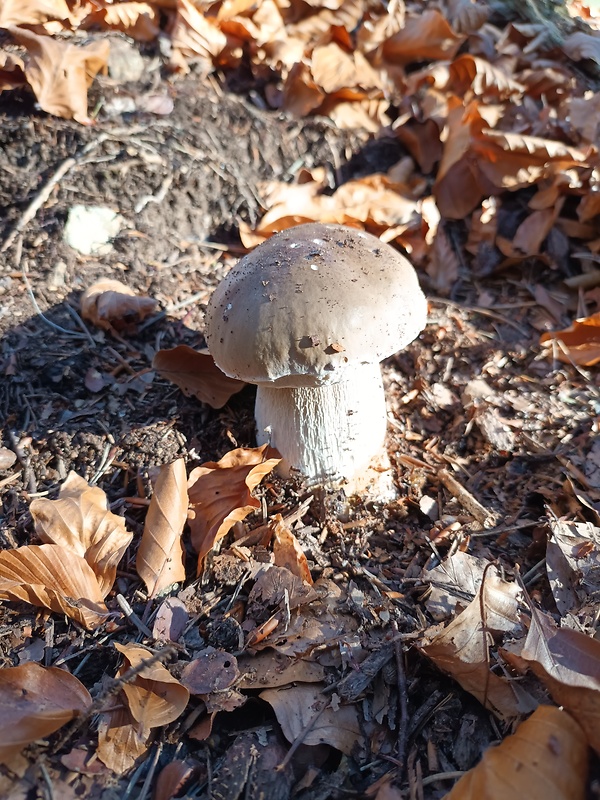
136, 742, 163, 800
116, 594, 154, 638
134, 174, 174, 214
22, 272, 88, 341
1, 135, 107, 252
65, 303, 97, 346
7, 429, 37, 493
438, 469, 498, 528
393, 623, 409, 775
275, 702, 327, 773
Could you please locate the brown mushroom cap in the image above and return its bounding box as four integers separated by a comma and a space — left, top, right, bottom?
205, 223, 427, 388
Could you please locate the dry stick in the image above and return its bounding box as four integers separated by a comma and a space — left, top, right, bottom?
51, 645, 176, 754
275, 702, 328, 773
1, 135, 107, 253
438, 469, 497, 528
116, 593, 153, 638
393, 624, 409, 775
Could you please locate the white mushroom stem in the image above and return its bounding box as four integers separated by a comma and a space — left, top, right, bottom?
254, 362, 388, 486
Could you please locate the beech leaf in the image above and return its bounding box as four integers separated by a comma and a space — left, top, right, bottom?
445, 705, 588, 800
0, 663, 91, 765
187, 444, 281, 562
540, 312, 600, 366
97, 705, 149, 775
136, 459, 187, 598
6, 26, 109, 124
80, 279, 158, 331
0, 544, 109, 629
152, 346, 246, 408
30, 471, 132, 598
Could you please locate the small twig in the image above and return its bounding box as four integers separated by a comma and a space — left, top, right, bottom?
116, 594, 154, 638
39, 762, 55, 800
275, 702, 327, 773
136, 741, 163, 800
7, 429, 37, 493
1, 135, 107, 252
22, 272, 87, 340
421, 771, 465, 787
438, 469, 498, 527
135, 174, 174, 214
393, 623, 409, 775
65, 303, 96, 346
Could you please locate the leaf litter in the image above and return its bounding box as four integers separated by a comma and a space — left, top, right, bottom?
1, 0, 600, 797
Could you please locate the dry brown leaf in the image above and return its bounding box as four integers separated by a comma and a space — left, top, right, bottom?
7, 26, 109, 124
563, 31, 600, 64
115, 643, 190, 728
465, 196, 499, 256
519, 610, 600, 753
180, 648, 240, 695
261, 684, 362, 754
170, 0, 227, 74
0, 51, 26, 91
271, 514, 313, 585
445, 705, 588, 800
420, 568, 529, 717
154, 760, 198, 800
0, 0, 71, 27
30, 471, 132, 598
83, 2, 161, 42
80, 279, 158, 331
382, 9, 465, 65
546, 518, 600, 614
237, 651, 325, 689
446, 0, 489, 33
425, 225, 459, 295
540, 312, 600, 366
96, 705, 149, 774
136, 459, 187, 598
0, 663, 91, 765
0, 543, 109, 629
282, 61, 326, 117
187, 444, 281, 562
152, 346, 246, 409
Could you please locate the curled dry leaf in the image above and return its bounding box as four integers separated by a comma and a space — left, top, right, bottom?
115, 643, 190, 728
7, 26, 109, 124
187, 444, 281, 563
0, 0, 71, 29
0, 663, 91, 765
420, 568, 530, 717
97, 705, 149, 774
152, 346, 246, 409
30, 471, 132, 598
81, 279, 158, 331
0, 51, 26, 91
83, 2, 161, 43
382, 9, 465, 64
154, 760, 199, 800
271, 514, 313, 585
540, 312, 600, 366
0, 543, 109, 630
445, 705, 588, 800
260, 684, 362, 755
170, 0, 227, 74
518, 610, 600, 753
136, 459, 187, 598
237, 651, 325, 689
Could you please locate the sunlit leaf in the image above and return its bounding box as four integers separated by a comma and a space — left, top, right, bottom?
187, 444, 281, 563
30, 472, 132, 598
0, 544, 109, 629
445, 705, 588, 800
136, 459, 187, 597
80, 279, 158, 332
0, 663, 91, 765
540, 312, 600, 366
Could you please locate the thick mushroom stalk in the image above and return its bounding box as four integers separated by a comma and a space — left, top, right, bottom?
255, 363, 386, 485
204, 222, 427, 493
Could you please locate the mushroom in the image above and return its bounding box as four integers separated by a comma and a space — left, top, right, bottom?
204, 222, 427, 489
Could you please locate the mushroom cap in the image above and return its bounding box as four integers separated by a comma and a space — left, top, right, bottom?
205, 222, 427, 388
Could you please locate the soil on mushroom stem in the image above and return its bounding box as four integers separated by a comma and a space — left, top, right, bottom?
0, 81, 599, 796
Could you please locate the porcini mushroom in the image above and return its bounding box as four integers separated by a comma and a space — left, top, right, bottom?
204, 222, 427, 488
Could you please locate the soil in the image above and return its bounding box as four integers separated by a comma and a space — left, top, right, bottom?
1, 66, 599, 799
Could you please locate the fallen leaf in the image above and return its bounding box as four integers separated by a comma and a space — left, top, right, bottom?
445, 705, 588, 799
80, 278, 158, 331
518, 610, 600, 753
97, 705, 149, 774
420, 568, 529, 717
152, 596, 189, 642
154, 760, 199, 800
170, 0, 227, 74
563, 31, 600, 64
271, 515, 313, 585
540, 312, 600, 366
0, 663, 91, 765
180, 648, 240, 694
261, 683, 362, 754
0, 51, 26, 91
382, 9, 465, 64
0, 544, 109, 629
115, 643, 190, 728
0, 0, 71, 28
422, 550, 489, 620
545, 518, 600, 614
187, 444, 281, 563
7, 26, 109, 124
30, 471, 132, 597
83, 2, 161, 42
136, 459, 187, 598
153, 346, 246, 408
237, 651, 325, 689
